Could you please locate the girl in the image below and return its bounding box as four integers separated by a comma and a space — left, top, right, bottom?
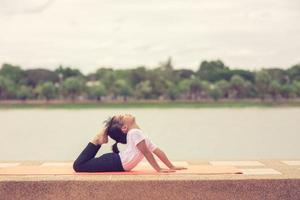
73, 114, 187, 173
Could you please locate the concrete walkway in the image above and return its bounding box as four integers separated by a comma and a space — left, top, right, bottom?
1, 159, 300, 200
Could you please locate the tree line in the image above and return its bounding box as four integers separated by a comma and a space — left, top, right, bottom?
0, 58, 300, 102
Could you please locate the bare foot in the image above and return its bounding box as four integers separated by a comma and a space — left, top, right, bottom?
91, 129, 108, 145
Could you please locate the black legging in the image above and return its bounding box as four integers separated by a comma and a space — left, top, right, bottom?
73, 142, 125, 172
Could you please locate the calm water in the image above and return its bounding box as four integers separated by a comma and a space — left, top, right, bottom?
0, 108, 299, 161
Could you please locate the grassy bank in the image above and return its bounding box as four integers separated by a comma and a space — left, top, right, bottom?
1, 100, 300, 109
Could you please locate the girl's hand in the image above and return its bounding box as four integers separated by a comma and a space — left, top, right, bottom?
158, 168, 176, 173
170, 166, 187, 170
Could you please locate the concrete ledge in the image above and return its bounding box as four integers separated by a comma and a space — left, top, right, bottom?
1, 179, 300, 200
1, 159, 300, 200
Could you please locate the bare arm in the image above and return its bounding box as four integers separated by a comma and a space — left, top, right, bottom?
153, 148, 174, 168
153, 147, 187, 170
136, 140, 175, 173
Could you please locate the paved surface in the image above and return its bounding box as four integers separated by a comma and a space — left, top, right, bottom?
1, 160, 300, 200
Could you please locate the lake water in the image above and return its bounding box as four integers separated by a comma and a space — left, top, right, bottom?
0, 108, 299, 161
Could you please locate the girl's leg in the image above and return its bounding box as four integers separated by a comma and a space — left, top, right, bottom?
73, 142, 124, 172
73, 142, 101, 171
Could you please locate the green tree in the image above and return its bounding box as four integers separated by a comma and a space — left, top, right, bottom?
157, 57, 177, 82
35, 82, 57, 101
115, 79, 132, 101
0, 76, 16, 99
266, 68, 289, 84
87, 82, 106, 101
0, 63, 24, 84
287, 64, 300, 82
135, 80, 152, 99
197, 60, 230, 82
280, 84, 297, 99
17, 85, 32, 100
147, 69, 169, 99
63, 77, 86, 100
165, 81, 181, 100
55, 65, 84, 79
129, 66, 148, 87
114, 69, 131, 82
145, 58, 179, 99
174, 69, 195, 80
209, 85, 222, 101
189, 78, 210, 99
95, 68, 116, 88
200, 81, 210, 98
292, 81, 300, 97
269, 80, 281, 100
22, 69, 59, 87
229, 69, 255, 83
255, 70, 272, 100
178, 79, 192, 99
189, 78, 202, 100
229, 75, 248, 99
215, 80, 230, 98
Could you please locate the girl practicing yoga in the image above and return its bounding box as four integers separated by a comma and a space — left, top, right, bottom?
73, 114, 187, 173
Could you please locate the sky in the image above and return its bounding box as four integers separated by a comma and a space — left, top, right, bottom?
0, 0, 299, 74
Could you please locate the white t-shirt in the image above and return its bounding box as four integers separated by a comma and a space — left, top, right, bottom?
119, 128, 157, 171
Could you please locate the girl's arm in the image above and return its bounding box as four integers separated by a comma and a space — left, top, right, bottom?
153, 148, 187, 170
153, 148, 174, 168
136, 140, 175, 173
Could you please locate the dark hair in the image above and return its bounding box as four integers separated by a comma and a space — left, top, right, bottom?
103, 116, 127, 153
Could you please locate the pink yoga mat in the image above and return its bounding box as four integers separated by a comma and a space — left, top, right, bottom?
0, 165, 243, 175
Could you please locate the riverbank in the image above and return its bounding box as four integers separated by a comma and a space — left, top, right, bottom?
1, 99, 300, 109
